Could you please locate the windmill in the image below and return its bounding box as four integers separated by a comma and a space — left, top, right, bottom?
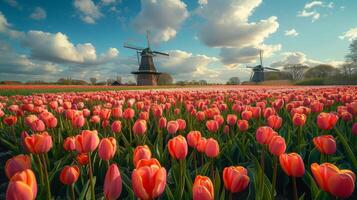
247, 50, 279, 83
124, 31, 169, 86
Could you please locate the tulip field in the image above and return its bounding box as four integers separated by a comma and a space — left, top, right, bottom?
1, 85, 357, 200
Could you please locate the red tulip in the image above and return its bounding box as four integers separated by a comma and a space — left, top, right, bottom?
193, 175, 214, 200
123, 108, 135, 120
292, 113, 306, 127
100, 108, 111, 120
177, 119, 186, 131
75, 130, 99, 153
44, 116, 57, 128
104, 164, 122, 200
241, 110, 252, 121
133, 145, 152, 167
267, 115, 282, 130
317, 112, 339, 130
72, 115, 85, 128
313, 135, 336, 155
168, 135, 188, 160
30, 119, 46, 132
167, 120, 179, 134
63, 136, 76, 151
60, 165, 80, 185
158, 117, 167, 128
269, 135, 286, 156
196, 111, 206, 122
24, 132, 53, 154
3, 115, 17, 126
6, 169, 37, 200
133, 120, 147, 135
111, 120, 122, 133
206, 120, 219, 133
256, 126, 277, 145
187, 131, 202, 148
279, 153, 305, 177
98, 137, 117, 161
132, 159, 167, 200
237, 120, 249, 132
311, 163, 355, 198
112, 107, 122, 119
205, 138, 219, 158
226, 114, 237, 126
5, 154, 32, 179
76, 153, 89, 165
223, 166, 250, 193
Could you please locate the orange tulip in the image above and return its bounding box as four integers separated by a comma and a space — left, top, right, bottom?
168, 135, 188, 160
237, 120, 249, 132
5, 154, 32, 179
123, 108, 135, 120
30, 119, 46, 132
206, 120, 219, 133
311, 163, 355, 198
104, 164, 122, 200
292, 113, 306, 127
75, 130, 99, 153
223, 166, 249, 193
24, 132, 53, 154
76, 153, 89, 165
267, 115, 282, 130
256, 126, 277, 145
226, 114, 237, 126
111, 121, 122, 134
6, 169, 37, 200
197, 137, 207, 153
187, 131, 202, 148
167, 120, 179, 134
241, 110, 252, 121
279, 153, 305, 177
269, 135, 286, 156
317, 112, 339, 130
313, 135, 336, 155
132, 158, 167, 200
177, 119, 186, 131
133, 145, 152, 167
133, 119, 147, 135
98, 137, 117, 161
205, 138, 219, 158
60, 165, 80, 185
63, 136, 76, 151
193, 175, 214, 200
72, 115, 85, 128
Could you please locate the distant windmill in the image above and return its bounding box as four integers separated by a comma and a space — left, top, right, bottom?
247, 50, 279, 82
124, 31, 169, 86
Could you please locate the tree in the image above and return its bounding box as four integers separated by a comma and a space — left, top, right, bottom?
283, 64, 308, 81
304, 64, 340, 79
344, 39, 357, 83
227, 77, 240, 85
157, 73, 173, 85
198, 80, 208, 85
89, 77, 97, 85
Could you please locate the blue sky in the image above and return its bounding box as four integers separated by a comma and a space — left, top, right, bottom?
0, 0, 356, 83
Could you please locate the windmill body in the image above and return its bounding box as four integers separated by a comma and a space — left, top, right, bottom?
247, 51, 279, 83
124, 32, 169, 86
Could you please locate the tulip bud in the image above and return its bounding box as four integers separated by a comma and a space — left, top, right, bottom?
158, 117, 167, 129
6, 169, 37, 200
76, 153, 89, 165
241, 110, 252, 121
223, 166, 250, 193
187, 131, 201, 148
267, 115, 282, 130
98, 137, 117, 161
60, 165, 80, 185
352, 123, 357, 136
269, 135, 286, 156
193, 175, 214, 200
256, 126, 277, 145
237, 119, 249, 132
133, 120, 147, 135
226, 114, 237, 126
111, 120, 122, 133
63, 136, 76, 151
313, 135, 336, 155
317, 112, 339, 130
24, 132, 53, 154
206, 120, 219, 133
205, 138, 219, 158
167, 120, 179, 134
75, 130, 99, 153
133, 145, 152, 167
5, 154, 32, 179
197, 137, 207, 153
168, 135, 188, 160
279, 153, 305, 177
292, 113, 306, 127
104, 164, 122, 200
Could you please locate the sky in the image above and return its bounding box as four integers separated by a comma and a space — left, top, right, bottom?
0, 0, 356, 83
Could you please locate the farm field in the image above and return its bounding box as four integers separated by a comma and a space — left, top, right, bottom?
1, 86, 357, 200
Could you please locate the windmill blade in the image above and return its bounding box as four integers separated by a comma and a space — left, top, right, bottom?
153, 51, 169, 56
246, 66, 254, 68
136, 51, 141, 66
264, 67, 280, 71
259, 50, 263, 66
124, 44, 145, 51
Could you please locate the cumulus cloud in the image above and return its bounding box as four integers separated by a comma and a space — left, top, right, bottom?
30, 7, 47, 20
297, 1, 334, 22
2, 0, 21, 9
132, 0, 189, 42
339, 28, 357, 41
270, 52, 323, 68
0, 11, 24, 38
74, 0, 102, 24
21, 31, 118, 65
196, 0, 280, 67
285, 29, 298, 37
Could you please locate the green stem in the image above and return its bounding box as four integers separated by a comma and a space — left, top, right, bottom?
292, 177, 298, 200
334, 127, 357, 171
179, 159, 185, 199
36, 155, 44, 186
71, 184, 75, 200
88, 152, 95, 200
272, 156, 278, 200
41, 154, 51, 200
260, 145, 266, 193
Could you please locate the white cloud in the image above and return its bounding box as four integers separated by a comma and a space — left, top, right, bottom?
339, 28, 357, 41
285, 29, 299, 37
196, 0, 280, 67
30, 7, 47, 20
2, 0, 21, 9
0, 11, 24, 38
198, 0, 207, 5
270, 52, 323, 68
22, 31, 118, 65
74, 0, 102, 24
298, 1, 333, 22
101, 0, 116, 5
132, 0, 189, 42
